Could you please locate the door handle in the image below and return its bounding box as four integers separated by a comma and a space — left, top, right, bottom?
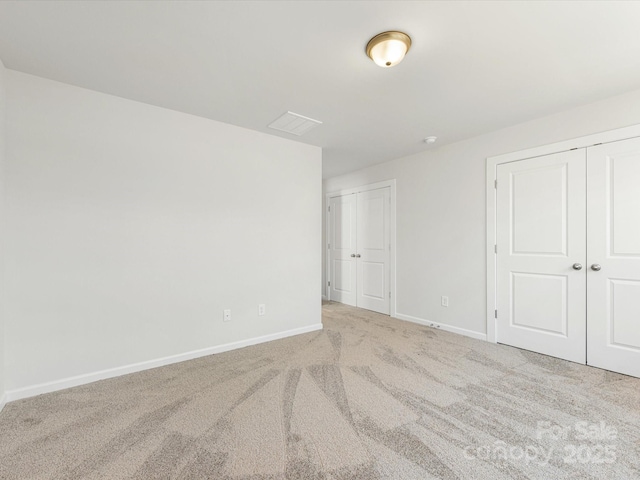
591, 264, 601, 271
355, 254, 361, 258
572, 263, 583, 270
350, 254, 356, 257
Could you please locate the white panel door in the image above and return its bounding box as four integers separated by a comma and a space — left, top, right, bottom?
329, 194, 357, 306
587, 138, 640, 377
356, 188, 390, 314
496, 149, 587, 363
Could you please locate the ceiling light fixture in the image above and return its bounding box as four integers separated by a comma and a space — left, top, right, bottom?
366, 31, 412, 68
424, 136, 438, 144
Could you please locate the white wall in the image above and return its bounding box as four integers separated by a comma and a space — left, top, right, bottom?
0, 58, 6, 409
5, 71, 321, 397
324, 87, 640, 338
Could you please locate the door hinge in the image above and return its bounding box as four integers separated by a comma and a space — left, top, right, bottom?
494, 179, 497, 189
389, 292, 391, 298
328, 281, 331, 286
494, 244, 497, 254
328, 243, 330, 249
495, 309, 498, 319
328, 205, 331, 212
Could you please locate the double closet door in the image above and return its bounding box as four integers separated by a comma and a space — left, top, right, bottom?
328, 187, 390, 315
496, 136, 640, 378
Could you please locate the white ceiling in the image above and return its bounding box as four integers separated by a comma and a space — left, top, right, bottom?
1, 1, 640, 178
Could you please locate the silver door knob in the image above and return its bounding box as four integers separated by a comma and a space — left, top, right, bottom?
591, 264, 601, 271
572, 263, 583, 270
355, 254, 361, 258
350, 254, 356, 257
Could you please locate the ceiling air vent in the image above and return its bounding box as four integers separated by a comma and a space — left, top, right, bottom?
268, 111, 322, 136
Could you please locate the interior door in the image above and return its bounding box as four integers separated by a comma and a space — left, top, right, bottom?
587, 138, 640, 377
496, 149, 587, 363
356, 188, 390, 314
329, 194, 357, 306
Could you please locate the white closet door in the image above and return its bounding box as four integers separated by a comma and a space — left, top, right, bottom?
356, 188, 390, 314
496, 149, 587, 363
329, 194, 357, 306
587, 138, 640, 378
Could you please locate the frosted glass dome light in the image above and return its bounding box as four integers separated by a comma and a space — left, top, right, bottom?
366, 31, 412, 68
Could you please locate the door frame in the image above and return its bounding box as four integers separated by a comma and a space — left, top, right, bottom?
486, 124, 640, 343
326, 179, 397, 317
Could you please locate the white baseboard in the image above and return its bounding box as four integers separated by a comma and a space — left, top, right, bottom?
5, 323, 323, 403
321, 295, 328, 301
394, 313, 487, 341
0, 392, 7, 413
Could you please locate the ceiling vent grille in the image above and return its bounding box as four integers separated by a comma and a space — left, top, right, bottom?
268, 111, 322, 136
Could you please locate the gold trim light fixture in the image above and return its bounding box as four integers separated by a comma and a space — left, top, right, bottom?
366, 31, 412, 68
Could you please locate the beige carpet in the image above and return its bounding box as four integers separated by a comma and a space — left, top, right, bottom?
0, 302, 639, 479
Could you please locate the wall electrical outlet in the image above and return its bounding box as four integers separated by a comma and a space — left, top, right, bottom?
223, 309, 231, 322
441, 296, 449, 307
258, 304, 266, 316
